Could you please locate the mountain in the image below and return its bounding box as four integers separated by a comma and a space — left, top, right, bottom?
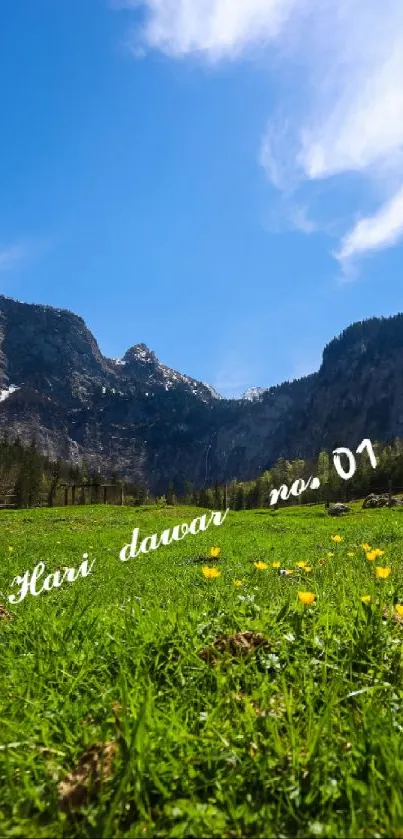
0, 294, 402, 493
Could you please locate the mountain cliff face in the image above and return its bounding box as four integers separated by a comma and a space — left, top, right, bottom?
0, 294, 402, 492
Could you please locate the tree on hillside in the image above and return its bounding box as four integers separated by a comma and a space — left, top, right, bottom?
14, 441, 43, 508
47, 458, 62, 507
317, 451, 330, 504
234, 485, 246, 511
166, 482, 177, 505
198, 487, 212, 508
247, 476, 266, 508
213, 482, 223, 509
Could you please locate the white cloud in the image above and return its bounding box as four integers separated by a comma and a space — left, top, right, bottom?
121, 0, 298, 60
335, 187, 403, 265
297, 19, 403, 181
119, 0, 403, 270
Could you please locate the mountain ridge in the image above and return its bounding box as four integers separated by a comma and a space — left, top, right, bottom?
0, 294, 402, 493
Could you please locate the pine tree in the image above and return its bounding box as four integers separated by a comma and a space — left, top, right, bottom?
26, 442, 43, 507
317, 451, 330, 505
166, 482, 177, 505
48, 459, 62, 507
234, 485, 246, 511
213, 483, 223, 509
182, 481, 194, 504
198, 487, 211, 508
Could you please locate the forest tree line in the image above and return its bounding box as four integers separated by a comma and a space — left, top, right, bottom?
175, 438, 403, 510
0, 437, 146, 508
0, 435, 402, 509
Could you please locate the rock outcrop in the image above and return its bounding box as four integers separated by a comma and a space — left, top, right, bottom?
362, 494, 403, 509
328, 503, 352, 516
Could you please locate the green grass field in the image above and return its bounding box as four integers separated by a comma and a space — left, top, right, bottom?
1, 502, 403, 838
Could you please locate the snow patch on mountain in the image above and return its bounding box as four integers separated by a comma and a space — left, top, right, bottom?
202, 383, 222, 400
0, 385, 19, 403
241, 387, 268, 402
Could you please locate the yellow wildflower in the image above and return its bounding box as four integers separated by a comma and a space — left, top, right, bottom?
298, 592, 316, 605
296, 561, 307, 568
202, 566, 220, 579
360, 595, 371, 603
284, 569, 294, 575
331, 535, 343, 543
372, 548, 385, 558
234, 579, 242, 586
272, 561, 280, 568
395, 604, 403, 617
303, 566, 312, 573
375, 567, 391, 579
8, 546, 13, 552
209, 546, 221, 558
362, 543, 372, 551
366, 551, 377, 562
254, 561, 268, 570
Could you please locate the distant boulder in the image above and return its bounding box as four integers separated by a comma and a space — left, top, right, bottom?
362, 493, 403, 509
328, 503, 352, 516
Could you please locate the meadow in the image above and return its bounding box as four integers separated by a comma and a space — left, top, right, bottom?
1, 501, 403, 838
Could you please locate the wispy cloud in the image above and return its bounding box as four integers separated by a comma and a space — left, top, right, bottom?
286, 204, 318, 235
0, 243, 29, 272
117, 0, 403, 274
265, 196, 340, 237
335, 187, 403, 268
212, 352, 262, 398
0, 237, 52, 274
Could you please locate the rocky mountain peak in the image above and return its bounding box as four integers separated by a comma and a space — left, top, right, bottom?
123, 343, 159, 366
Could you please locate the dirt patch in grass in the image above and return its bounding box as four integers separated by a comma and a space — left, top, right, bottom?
199, 630, 271, 666
58, 741, 117, 812
0, 604, 12, 621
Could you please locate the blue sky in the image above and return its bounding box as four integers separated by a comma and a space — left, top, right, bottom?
1, 0, 403, 397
